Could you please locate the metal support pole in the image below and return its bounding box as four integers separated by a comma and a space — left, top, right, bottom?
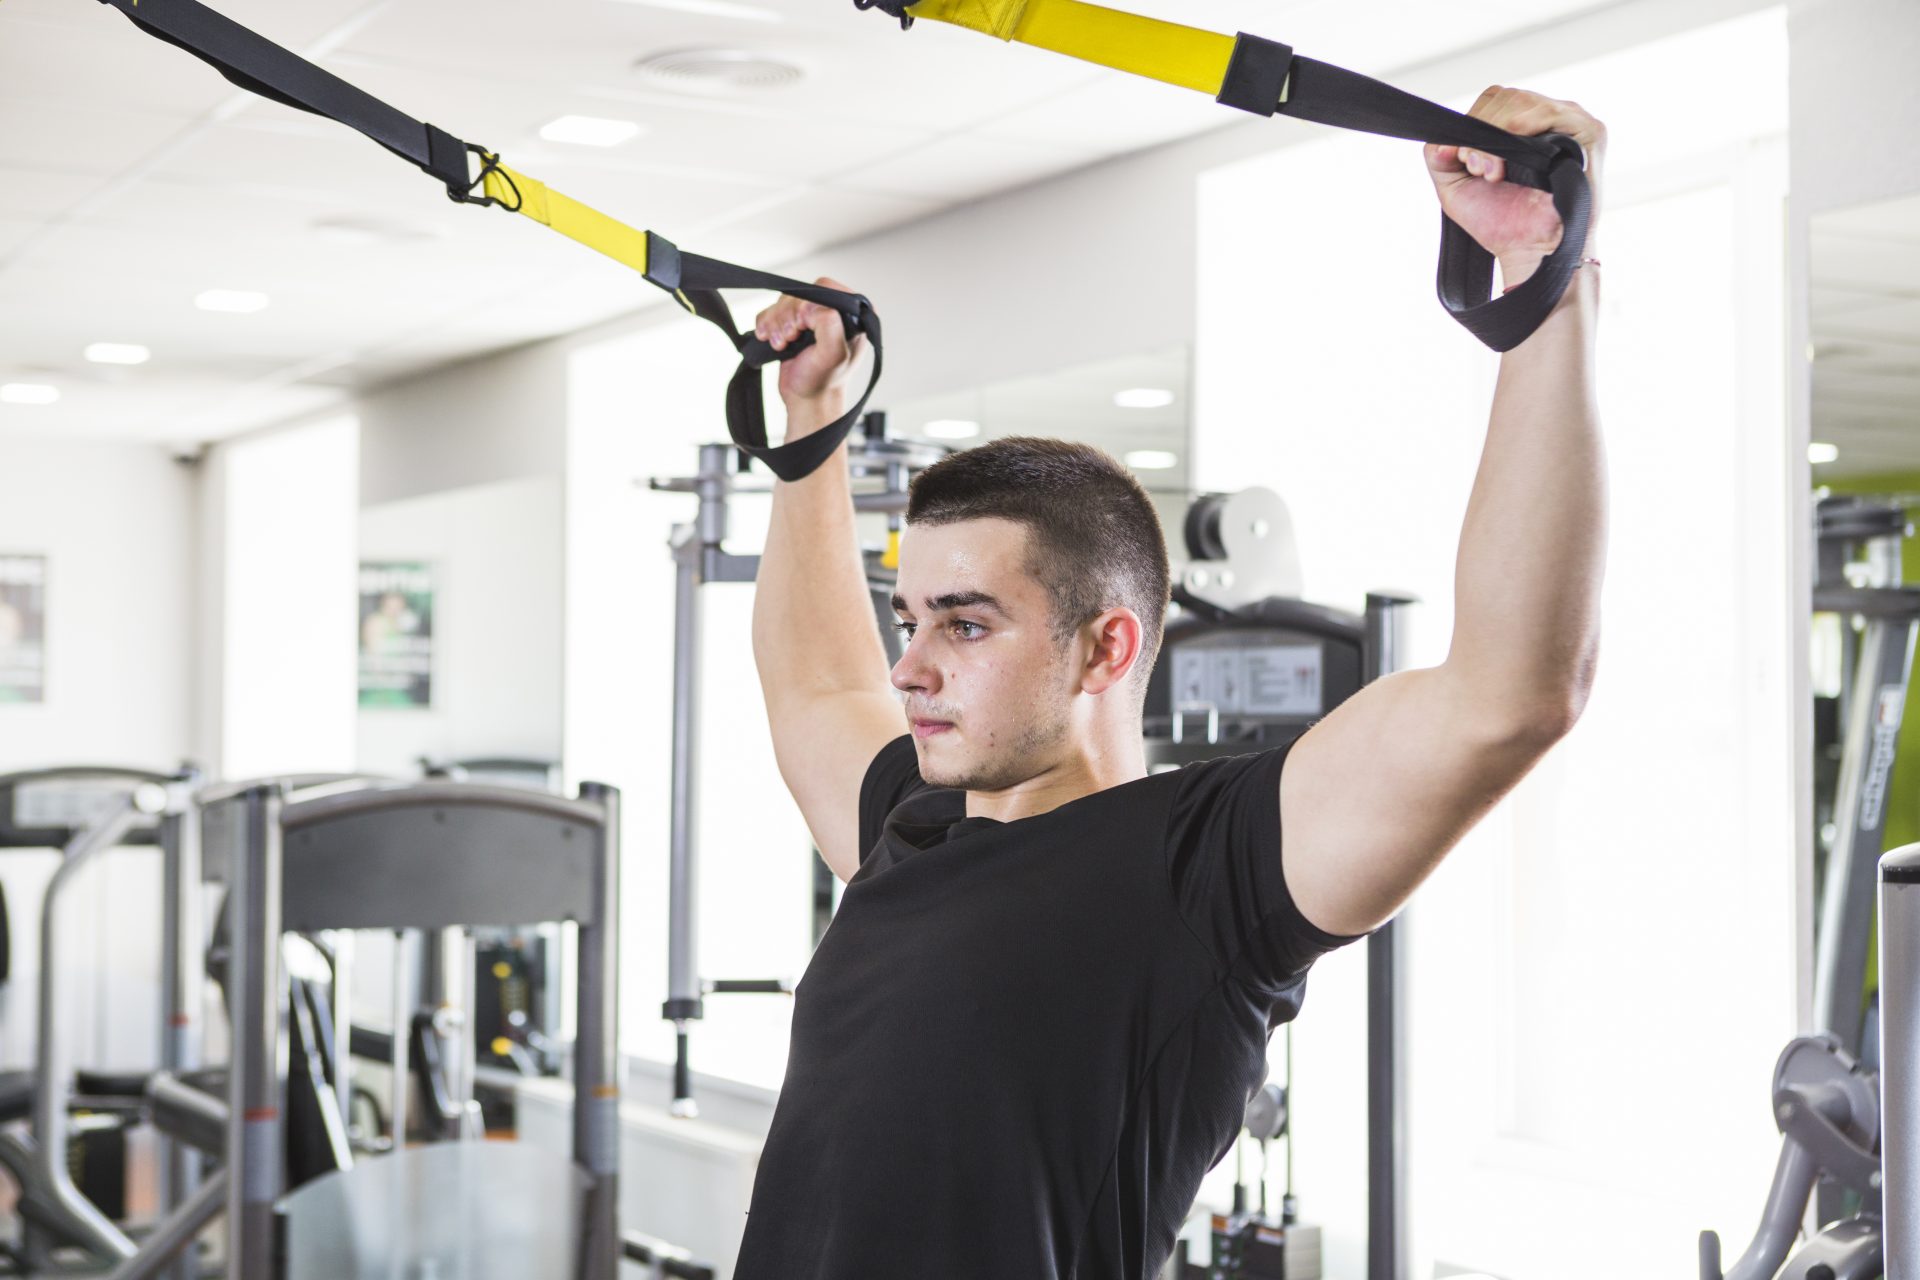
157, 779, 203, 1280
1882, 843, 1920, 1280
576, 782, 623, 1280
331, 929, 355, 1126
1364, 592, 1415, 1280
390, 930, 412, 1148
225, 784, 285, 1280
458, 928, 481, 1136
33, 793, 158, 1262
664, 447, 727, 1118
1816, 615, 1918, 1053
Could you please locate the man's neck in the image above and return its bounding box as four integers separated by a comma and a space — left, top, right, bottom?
964, 733, 1148, 824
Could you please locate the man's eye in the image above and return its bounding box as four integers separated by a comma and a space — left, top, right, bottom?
951, 621, 984, 640
892, 621, 916, 639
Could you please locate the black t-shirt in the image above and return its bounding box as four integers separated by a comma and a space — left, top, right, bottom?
733, 736, 1357, 1280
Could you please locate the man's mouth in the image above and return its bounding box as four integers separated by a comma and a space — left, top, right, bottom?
909, 717, 954, 740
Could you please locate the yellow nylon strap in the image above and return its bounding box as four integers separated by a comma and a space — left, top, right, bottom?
483, 163, 653, 277
903, 0, 1234, 96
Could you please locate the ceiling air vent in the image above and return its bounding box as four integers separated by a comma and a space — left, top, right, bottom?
633, 47, 806, 92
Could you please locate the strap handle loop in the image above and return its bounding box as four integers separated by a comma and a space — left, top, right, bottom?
647, 235, 884, 482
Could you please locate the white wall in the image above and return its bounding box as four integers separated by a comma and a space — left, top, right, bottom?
0, 437, 196, 771
1196, 13, 1793, 1280
209, 417, 359, 778
0, 436, 196, 1071
357, 344, 566, 508
355, 476, 565, 777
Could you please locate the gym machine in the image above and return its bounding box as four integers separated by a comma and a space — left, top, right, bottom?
652, 417, 943, 1117
0, 765, 196, 1277
1145, 487, 1413, 1280
121, 778, 626, 1279
1701, 496, 1920, 1280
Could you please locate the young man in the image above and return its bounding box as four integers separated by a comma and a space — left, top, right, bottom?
738, 87, 1606, 1279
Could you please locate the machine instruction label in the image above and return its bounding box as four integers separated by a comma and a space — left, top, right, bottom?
1171, 643, 1322, 716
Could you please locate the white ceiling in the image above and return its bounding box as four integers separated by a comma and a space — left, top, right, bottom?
1810, 191, 1920, 479
0, 0, 1613, 447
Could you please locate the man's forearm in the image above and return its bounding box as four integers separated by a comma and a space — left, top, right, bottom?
1444, 266, 1607, 734
752, 394, 895, 703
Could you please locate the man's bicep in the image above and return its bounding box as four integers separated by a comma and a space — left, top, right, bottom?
767, 689, 903, 883
1279, 667, 1548, 937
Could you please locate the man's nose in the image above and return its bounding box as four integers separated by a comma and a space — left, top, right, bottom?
890, 634, 938, 695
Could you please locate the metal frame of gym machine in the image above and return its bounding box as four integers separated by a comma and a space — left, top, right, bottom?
652, 428, 937, 1117
0, 765, 199, 1278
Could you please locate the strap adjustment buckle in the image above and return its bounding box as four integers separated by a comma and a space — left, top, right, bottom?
853, 0, 915, 30
643, 231, 684, 293
1217, 33, 1294, 116
446, 142, 523, 212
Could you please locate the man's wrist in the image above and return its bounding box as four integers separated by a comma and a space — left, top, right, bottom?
1498, 252, 1548, 293
782, 390, 849, 439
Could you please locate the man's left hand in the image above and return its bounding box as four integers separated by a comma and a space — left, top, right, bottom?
1425, 87, 1607, 288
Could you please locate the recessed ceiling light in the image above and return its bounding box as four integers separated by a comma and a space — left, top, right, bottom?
196, 289, 270, 314
538, 114, 644, 147
923, 419, 981, 440
614, 0, 781, 21
0, 383, 60, 406
1809, 441, 1840, 465
1125, 449, 1180, 470
1115, 387, 1175, 410
634, 48, 806, 92
84, 343, 150, 366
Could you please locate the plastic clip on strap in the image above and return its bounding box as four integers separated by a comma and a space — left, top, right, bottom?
861, 1, 1591, 351
94, 0, 879, 481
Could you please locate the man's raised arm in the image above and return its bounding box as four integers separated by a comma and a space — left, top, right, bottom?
1279, 89, 1610, 938
750, 282, 905, 882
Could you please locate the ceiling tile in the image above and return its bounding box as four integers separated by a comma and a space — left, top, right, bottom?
839, 133, 1102, 203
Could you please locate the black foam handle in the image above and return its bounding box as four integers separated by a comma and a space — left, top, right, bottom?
736, 305, 866, 371
1434, 132, 1590, 351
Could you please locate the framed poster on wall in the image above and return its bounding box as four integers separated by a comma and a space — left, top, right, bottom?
357, 560, 434, 709
0, 554, 46, 704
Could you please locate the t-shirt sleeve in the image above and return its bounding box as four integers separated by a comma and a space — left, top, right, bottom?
1164, 743, 1364, 992
856, 735, 926, 865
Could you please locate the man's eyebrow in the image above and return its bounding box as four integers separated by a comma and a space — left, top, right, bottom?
889, 590, 1009, 616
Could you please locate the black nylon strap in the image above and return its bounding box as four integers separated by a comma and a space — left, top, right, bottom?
97, 0, 471, 192
96, 0, 888, 481
1214, 39, 1592, 351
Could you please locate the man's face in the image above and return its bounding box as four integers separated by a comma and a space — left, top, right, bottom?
889, 518, 1078, 792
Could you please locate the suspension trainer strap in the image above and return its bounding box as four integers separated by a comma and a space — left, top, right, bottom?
855, 0, 1591, 352
95, 0, 879, 480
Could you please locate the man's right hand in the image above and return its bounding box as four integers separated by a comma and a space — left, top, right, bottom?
754, 277, 867, 420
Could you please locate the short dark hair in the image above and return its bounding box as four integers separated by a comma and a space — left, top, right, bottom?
906, 437, 1171, 687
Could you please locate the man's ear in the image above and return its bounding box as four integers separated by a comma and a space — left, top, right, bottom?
1080, 607, 1145, 696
